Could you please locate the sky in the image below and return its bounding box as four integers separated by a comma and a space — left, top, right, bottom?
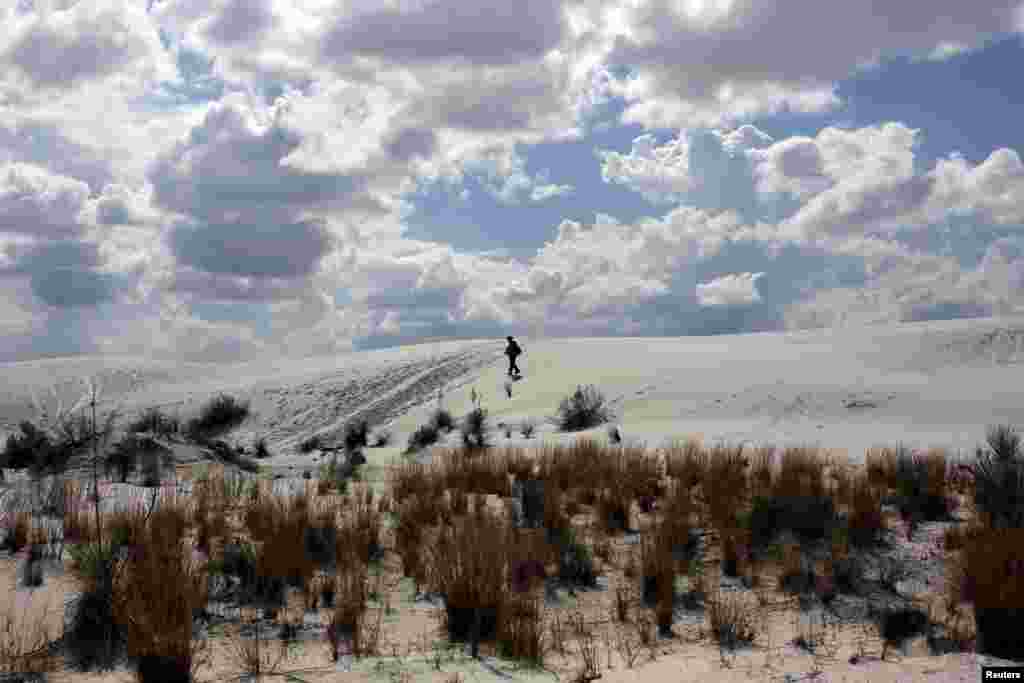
1, 0, 1024, 363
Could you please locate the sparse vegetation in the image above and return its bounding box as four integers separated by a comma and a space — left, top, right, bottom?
0, 381, 1015, 683
405, 423, 441, 454
184, 393, 250, 442
553, 384, 612, 432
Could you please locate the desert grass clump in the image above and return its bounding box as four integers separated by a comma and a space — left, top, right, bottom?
427, 511, 511, 656
953, 524, 1024, 660
343, 419, 370, 452
1, 510, 31, 554
406, 423, 441, 454
252, 437, 271, 459
664, 437, 707, 488
845, 471, 885, 549
706, 591, 760, 651
298, 435, 322, 453
552, 384, 612, 432
701, 443, 750, 532
431, 408, 456, 433
639, 528, 676, 635
460, 405, 490, 452
184, 393, 250, 442
497, 593, 546, 667
111, 515, 211, 683
20, 542, 46, 588
893, 446, 953, 534
971, 424, 1024, 530
550, 526, 598, 590
225, 612, 290, 681
519, 419, 537, 439
866, 446, 899, 493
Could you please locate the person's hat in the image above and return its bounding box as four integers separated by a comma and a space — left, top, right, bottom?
507, 336, 514, 341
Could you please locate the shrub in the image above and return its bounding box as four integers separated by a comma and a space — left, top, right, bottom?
551, 527, 598, 589
344, 420, 370, 452
747, 495, 838, 553
955, 525, 1024, 660
1, 511, 31, 554
185, 394, 250, 441
553, 385, 612, 432
431, 409, 456, 433
2, 422, 54, 471
406, 424, 440, 454
20, 543, 45, 588
370, 430, 391, 447
252, 438, 271, 459
461, 406, 490, 451
893, 446, 952, 530
427, 513, 510, 656
298, 435, 322, 453
706, 591, 759, 650
972, 424, 1024, 529
519, 420, 537, 439
140, 452, 163, 487
65, 565, 128, 671
847, 474, 886, 548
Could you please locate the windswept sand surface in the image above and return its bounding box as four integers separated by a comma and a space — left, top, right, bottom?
2, 317, 1024, 681
4, 316, 1024, 463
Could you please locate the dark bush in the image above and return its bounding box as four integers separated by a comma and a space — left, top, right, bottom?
298, 435, 322, 453
65, 562, 128, 671
972, 424, 1024, 529
2, 421, 53, 470
20, 543, 45, 588
518, 479, 545, 529
875, 607, 929, 655
445, 605, 499, 645
748, 495, 838, 552
976, 608, 1024, 660
344, 420, 370, 452
135, 654, 191, 683
461, 407, 490, 451
892, 447, 952, 528
553, 385, 612, 432
406, 424, 440, 454
205, 440, 259, 473
551, 527, 597, 589
253, 438, 271, 459
431, 409, 455, 433
184, 394, 250, 441
304, 525, 337, 568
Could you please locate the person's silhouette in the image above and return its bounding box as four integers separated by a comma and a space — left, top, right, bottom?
504, 336, 522, 377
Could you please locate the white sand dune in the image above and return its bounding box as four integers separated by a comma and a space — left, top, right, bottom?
3, 316, 1024, 466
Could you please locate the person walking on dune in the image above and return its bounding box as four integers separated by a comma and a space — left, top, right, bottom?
505, 336, 523, 378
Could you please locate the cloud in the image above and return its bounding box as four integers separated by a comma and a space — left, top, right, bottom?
1, 0, 170, 90
530, 182, 574, 202
320, 0, 567, 67
599, 125, 773, 204
170, 217, 335, 279
0, 120, 114, 194
697, 271, 765, 307
200, 0, 276, 46
597, 0, 1021, 127
0, 162, 90, 239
